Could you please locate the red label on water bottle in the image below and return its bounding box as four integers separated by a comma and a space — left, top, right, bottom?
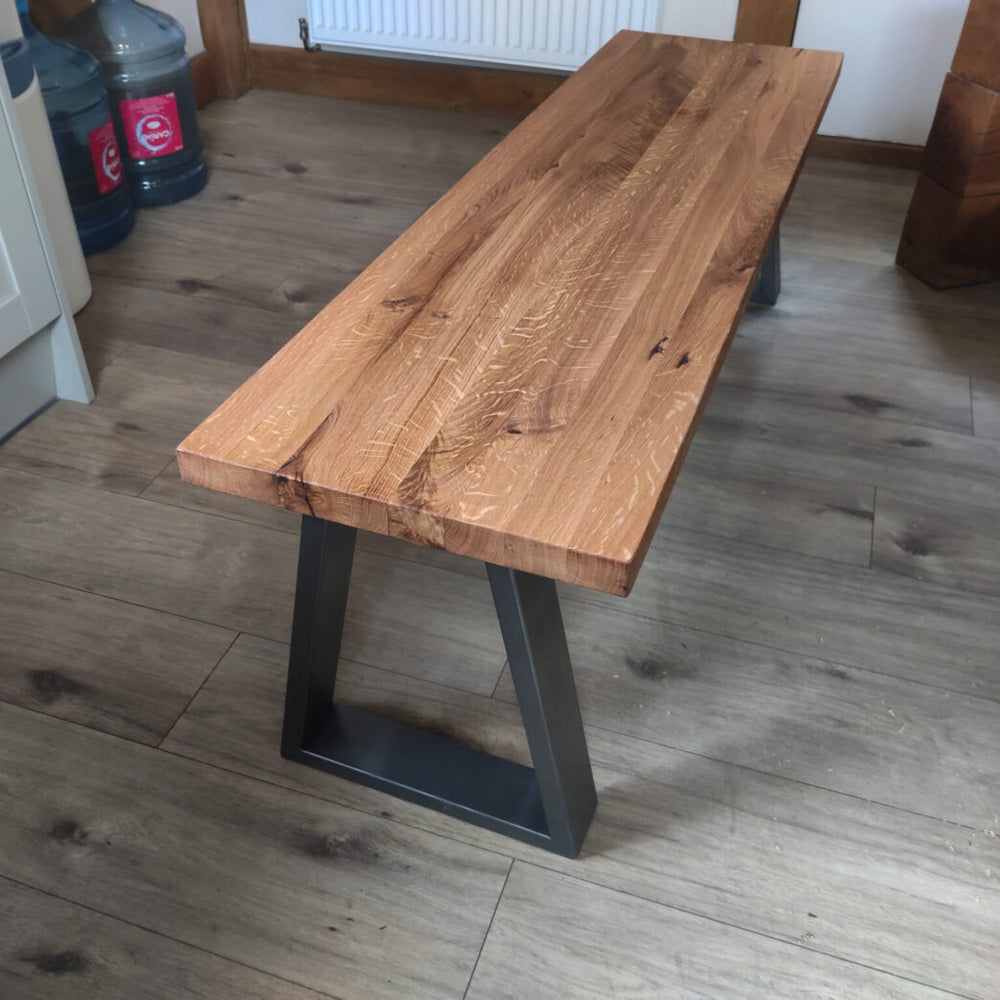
87, 119, 124, 195
119, 93, 185, 159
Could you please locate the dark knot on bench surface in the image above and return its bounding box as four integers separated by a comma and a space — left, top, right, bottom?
178, 30, 841, 857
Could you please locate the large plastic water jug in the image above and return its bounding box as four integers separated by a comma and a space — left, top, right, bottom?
60, 0, 207, 208
17, 2, 133, 255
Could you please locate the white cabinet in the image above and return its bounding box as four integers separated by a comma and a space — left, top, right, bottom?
0, 62, 92, 440
0, 83, 60, 355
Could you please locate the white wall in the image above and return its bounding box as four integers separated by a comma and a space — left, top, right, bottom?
794, 0, 967, 145
0, 0, 20, 41
246, 0, 306, 48
658, 0, 737, 41
150, 0, 205, 55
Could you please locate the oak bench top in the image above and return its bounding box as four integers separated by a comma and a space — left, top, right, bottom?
178, 31, 841, 596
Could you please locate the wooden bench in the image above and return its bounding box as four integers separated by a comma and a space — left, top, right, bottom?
178, 31, 841, 857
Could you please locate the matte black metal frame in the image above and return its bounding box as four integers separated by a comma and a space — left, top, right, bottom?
282, 515, 597, 858
750, 233, 781, 306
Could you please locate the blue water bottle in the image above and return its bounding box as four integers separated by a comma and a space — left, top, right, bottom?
59, 0, 208, 208
17, 0, 134, 255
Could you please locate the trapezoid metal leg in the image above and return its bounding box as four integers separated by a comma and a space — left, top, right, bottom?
281, 515, 597, 857
486, 565, 597, 857
750, 231, 781, 306
282, 515, 357, 757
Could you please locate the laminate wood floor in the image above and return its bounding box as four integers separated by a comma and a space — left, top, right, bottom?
1, 89, 997, 999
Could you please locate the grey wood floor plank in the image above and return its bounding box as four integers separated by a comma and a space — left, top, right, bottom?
0, 878, 335, 1000
84, 232, 300, 311
561, 525, 1000, 701
74, 282, 310, 370
0, 468, 298, 639
738, 255, 1000, 382
0, 571, 234, 745
465, 863, 971, 1000
0, 400, 182, 496
0, 702, 510, 1000
695, 383, 1000, 513
0, 345, 261, 494
90, 344, 257, 423
873, 489, 1000, 600
492, 599, 1000, 828
0, 469, 505, 695
197, 90, 510, 196
716, 335, 974, 434
161, 635, 1000, 997
778, 159, 916, 266
668, 454, 875, 566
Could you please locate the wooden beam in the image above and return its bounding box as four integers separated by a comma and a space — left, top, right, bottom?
897, 0, 1000, 288
952, 0, 1000, 90
190, 50, 218, 109
196, 0, 251, 99
27, 0, 89, 35
249, 44, 569, 119
734, 0, 801, 45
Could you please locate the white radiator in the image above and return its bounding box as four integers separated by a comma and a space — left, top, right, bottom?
305, 0, 660, 71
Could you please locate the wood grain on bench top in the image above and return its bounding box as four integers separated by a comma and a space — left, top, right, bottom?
177, 31, 842, 596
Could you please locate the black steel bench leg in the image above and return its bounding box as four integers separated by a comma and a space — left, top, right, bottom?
281, 515, 356, 758
486, 565, 597, 857
750, 231, 781, 305
281, 514, 597, 858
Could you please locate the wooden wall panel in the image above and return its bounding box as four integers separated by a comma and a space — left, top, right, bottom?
898, 175, 1000, 287
197, 0, 250, 99
249, 44, 568, 119
921, 72, 1000, 198
27, 0, 89, 35
897, 0, 1000, 288
734, 0, 801, 45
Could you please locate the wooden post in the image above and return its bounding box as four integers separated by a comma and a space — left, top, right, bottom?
196, 0, 250, 100
734, 0, 801, 45
897, 0, 1000, 288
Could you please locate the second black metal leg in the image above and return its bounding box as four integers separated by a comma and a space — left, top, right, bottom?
486, 565, 597, 857
750, 231, 781, 305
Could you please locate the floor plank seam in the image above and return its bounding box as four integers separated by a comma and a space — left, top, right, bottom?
0, 567, 240, 644
461, 859, 513, 1000
489, 659, 509, 699
158, 631, 242, 748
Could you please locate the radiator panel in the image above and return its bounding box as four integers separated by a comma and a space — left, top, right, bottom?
306, 0, 660, 70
